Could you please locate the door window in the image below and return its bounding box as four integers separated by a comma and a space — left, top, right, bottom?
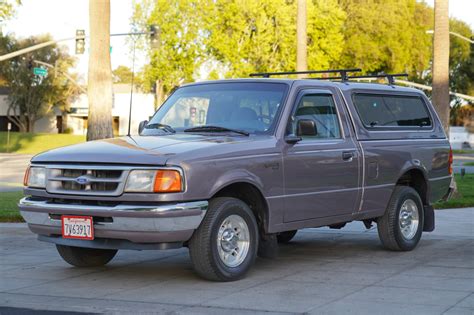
289, 94, 342, 139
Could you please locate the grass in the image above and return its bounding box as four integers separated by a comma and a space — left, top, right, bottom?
463, 162, 474, 166
0, 191, 24, 222
434, 174, 474, 209
0, 132, 85, 154
0, 175, 472, 223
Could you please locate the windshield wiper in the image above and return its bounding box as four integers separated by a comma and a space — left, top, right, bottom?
184, 125, 249, 136
145, 123, 176, 133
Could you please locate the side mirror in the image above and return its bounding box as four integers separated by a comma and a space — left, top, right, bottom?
138, 120, 148, 134
297, 119, 317, 136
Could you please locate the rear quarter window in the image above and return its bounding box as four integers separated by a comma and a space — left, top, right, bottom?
353, 93, 432, 129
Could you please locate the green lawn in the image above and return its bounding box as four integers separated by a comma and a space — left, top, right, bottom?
463, 162, 474, 166
0, 191, 24, 222
434, 174, 474, 209
0, 132, 85, 154
0, 175, 472, 222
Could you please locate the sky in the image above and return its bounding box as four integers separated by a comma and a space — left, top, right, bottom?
2, 0, 473, 83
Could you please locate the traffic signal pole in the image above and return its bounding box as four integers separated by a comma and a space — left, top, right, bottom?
0, 31, 154, 62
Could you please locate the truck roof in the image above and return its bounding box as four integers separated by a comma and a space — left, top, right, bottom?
184, 78, 423, 94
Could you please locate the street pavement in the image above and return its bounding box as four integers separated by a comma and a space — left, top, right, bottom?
0, 154, 32, 192
0, 208, 472, 314
453, 154, 474, 174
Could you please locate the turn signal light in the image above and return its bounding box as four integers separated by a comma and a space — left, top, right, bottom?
153, 170, 183, 193
23, 166, 30, 186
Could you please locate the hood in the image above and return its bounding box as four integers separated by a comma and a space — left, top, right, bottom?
31, 134, 255, 165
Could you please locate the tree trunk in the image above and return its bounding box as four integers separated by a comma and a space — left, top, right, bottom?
432, 0, 450, 135
296, 0, 307, 78
155, 80, 165, 109
87, 0, 113, 141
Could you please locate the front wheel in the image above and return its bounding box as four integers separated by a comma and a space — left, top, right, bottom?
377, 186, 424, 251
188, 197, 258, 281
56, 245, 117, 267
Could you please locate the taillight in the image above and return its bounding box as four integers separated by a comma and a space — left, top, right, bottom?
448, 147, 453, 175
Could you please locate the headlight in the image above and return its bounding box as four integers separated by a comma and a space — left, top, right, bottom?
24, 166, 46, 188
125, 169, 183, 193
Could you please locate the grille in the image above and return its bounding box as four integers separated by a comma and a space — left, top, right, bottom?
46, 166, 128, 196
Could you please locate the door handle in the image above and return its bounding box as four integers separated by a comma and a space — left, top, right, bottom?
342, 151, 355, 161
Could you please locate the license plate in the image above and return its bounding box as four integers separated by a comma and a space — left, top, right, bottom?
62, 215, 94, 240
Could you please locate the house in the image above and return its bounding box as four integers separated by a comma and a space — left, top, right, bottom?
449, 126, 474, 150
0, 84, 156, 135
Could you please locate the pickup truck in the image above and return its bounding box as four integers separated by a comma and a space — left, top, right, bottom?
19, 72, 453, 281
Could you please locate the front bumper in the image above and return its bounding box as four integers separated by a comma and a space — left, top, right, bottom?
19, 197, 208, 250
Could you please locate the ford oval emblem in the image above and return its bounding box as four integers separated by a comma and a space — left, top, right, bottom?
75, 176, 90, 185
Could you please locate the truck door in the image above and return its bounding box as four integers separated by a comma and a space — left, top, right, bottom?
282, 88, 361, 222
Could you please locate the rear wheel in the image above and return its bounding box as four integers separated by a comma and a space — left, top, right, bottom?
377, 186, 424, 251
56, 245, 117, 267
277, 230, 297, 243
189, 197, 258, 281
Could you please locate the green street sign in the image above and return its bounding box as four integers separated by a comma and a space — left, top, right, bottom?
33, 67, 48, 76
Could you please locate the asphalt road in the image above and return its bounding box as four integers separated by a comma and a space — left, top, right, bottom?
0, 208, 472, 314
0, 154, 32, 192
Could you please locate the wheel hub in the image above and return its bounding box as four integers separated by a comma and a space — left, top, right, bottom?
217, 214, 250, 267
398, 199, 419, 240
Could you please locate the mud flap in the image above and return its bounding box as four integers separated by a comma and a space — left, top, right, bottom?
257, 233, 279, 259
423, 205, 435, 232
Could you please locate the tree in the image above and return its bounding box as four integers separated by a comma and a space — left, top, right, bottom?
432, 0, 450, 133
0, 0, 20, 27
0, 34, 80, 132
134, 0, 209, 105
449, 18, 473, 97
87, 0, 113, 141
207, 0, 345, 78
112, 65, 133, 83
337, 0, 432, 76
296, 0, 307, 75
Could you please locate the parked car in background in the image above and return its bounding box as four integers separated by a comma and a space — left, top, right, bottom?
20, 70, 453, 281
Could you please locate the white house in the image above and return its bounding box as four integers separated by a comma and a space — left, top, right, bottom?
449, 126, 474, 150
0, 84, 156, 136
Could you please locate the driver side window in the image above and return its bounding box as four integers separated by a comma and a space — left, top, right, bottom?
290, 94, 341, 139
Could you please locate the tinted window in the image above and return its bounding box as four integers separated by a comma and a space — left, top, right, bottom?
289, 94, 341, 139
353, 94, 432, 128
145, 83, 288, 135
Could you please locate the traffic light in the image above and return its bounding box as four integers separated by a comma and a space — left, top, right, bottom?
75, 29, 85, 54
150, 25, 160, 49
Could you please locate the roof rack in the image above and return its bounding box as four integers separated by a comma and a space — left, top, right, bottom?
249, 68, 362, 81
315, 73, 409, 85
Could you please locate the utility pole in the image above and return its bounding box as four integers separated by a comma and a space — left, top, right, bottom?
87, 0, 113, 141
296, 0, 307, 78
432, 0, 450, 134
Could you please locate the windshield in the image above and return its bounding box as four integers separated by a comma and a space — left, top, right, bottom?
142, 82, 289, 136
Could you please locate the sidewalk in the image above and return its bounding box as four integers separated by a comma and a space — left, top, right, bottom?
0, 208, 472, 314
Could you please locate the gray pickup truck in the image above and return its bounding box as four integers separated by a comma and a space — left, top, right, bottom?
20, 70, 453, 281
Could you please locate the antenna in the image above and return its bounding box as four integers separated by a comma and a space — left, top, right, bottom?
127, 37, 137, 137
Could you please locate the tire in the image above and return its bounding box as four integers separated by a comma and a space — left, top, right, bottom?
56, 245, 117, 267
277, 230, 297, 244
377, 186, 424, 251
189, 197, 259, 281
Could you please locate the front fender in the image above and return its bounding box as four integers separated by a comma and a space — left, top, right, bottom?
208, 168, 265, 198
